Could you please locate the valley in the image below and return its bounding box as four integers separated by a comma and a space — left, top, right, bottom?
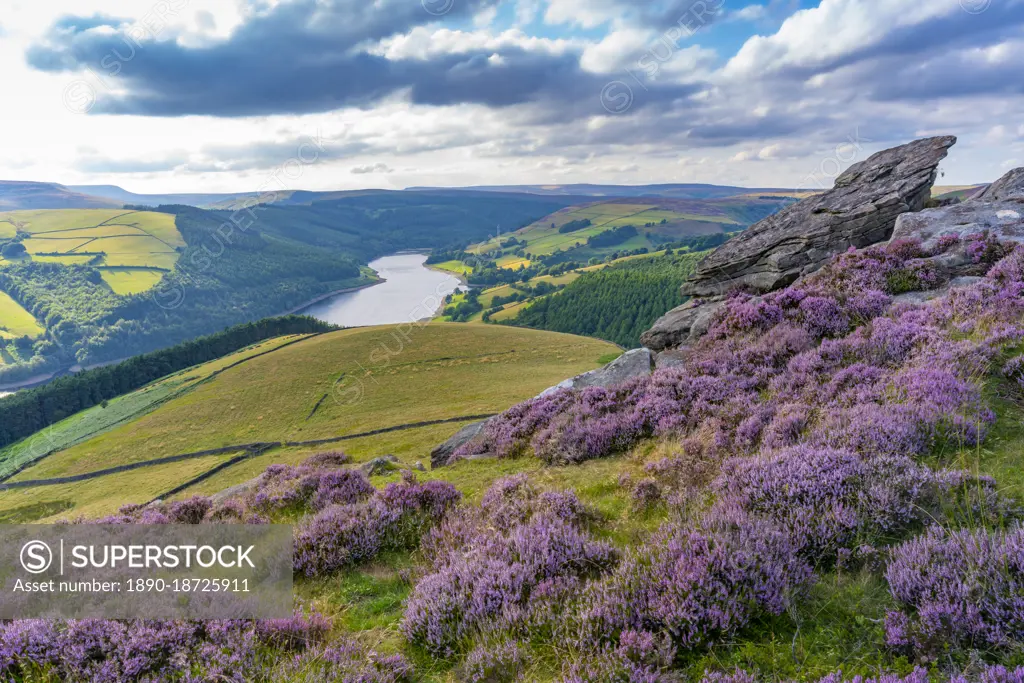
2, 1, 1020, 679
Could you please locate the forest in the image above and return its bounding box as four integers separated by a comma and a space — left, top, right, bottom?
499, 250, 705, 347
0, 315, 335, 450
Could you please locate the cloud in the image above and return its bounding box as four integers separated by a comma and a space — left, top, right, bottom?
723, 0, 1024, 81
351, 163, 394, 174
25, 0, 704, 119
729, 5, 768, 22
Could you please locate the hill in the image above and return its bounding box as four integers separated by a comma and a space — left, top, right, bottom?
0, 181, 120, 210
0, 323, 619, 520
440, 196, 787, 275
408, 182, 797, 199
231, 190, 584, 258
0, 206, 369, 386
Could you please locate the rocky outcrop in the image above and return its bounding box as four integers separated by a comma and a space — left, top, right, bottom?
431, 419, 489, 469
539, 348, 653, 397
891, 167, 1024, 250
641, 299, 726, 352
642, 136, 957, 351
975, 168, 1024, 203
890, 200, 1024, 251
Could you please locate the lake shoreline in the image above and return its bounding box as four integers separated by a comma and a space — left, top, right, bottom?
284, 278, 385, 317
299, 253, 462, 328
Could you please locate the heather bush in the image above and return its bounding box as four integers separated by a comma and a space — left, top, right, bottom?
558, 630, 680, 682
272, 640, 415, 682
885, 526, 1024, 654
0, 611, 401, 682
301, 450, 352, 468
254, 609, 332, 651
631, 478, 662, 510
539, 489, 596, 525
205, 498, 248, 522
403, 478, 616, 656
294, 476, 460, 577
576, 518, 812, 652
247, 459, 374, 514
167, 495, 213, 524
459, 639, 528, 682
696, 665, 1024, 683
712, 447, 931, 564
0, 618, 265, 681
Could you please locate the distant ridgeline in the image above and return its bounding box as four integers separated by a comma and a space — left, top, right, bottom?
497, 250, 707, 348
0, 315, 335, 450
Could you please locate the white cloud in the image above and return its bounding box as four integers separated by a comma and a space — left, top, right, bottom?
543, 0, 623, 29
723, 0, 958, 79
473, 6, 498, 28
1, 0, 1022, 192
729, 5, 768, 22
580, 27, 654, 73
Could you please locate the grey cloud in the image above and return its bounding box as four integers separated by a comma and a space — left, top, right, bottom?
25, 0, 703, 119
352, 163, 394, 174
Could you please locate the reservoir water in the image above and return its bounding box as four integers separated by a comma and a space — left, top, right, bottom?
299, 253, 463, 327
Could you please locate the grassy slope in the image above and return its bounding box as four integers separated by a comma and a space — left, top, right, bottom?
0, 324, 618, 520
0, 335, 311, 480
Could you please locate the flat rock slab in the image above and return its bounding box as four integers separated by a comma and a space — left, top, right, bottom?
891, 201, 1024, 251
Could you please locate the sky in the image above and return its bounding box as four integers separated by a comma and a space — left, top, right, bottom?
1, 0, 1023, 193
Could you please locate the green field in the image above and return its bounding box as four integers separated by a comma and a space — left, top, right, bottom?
469, 200, 739, 268
428, 260, 473, 277
0, 209, 182, 294
0, 292, 44, 340
0, 324, 618, 520
99, 268, 166, 295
